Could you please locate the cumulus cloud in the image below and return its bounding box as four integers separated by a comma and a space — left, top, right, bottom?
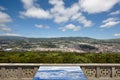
20, 0, 93, 27
109, 10, 120, 15
49, 0, 73, 23
35, 24, 50, 29
0, 11, 12, 32
0, 10, 17, 37
49, 0, 92, 27
114, 33, 120, 37
80, 0, 120, 13
100, 18, 120, 28
20, 0, 51, 19
20, 0, 92, 27
20, 0, 120, 29
100, 21, 120, 28
75, 14, 92, 27
59, 24, 81, 31
0, 11, 12, 24
102, 18, 118, 23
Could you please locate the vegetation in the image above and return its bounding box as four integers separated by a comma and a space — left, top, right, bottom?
0, 51, 120, 63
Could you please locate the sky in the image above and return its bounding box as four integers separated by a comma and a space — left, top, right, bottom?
0, 0, 120, 39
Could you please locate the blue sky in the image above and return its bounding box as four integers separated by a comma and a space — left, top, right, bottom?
0, 0, 120, 39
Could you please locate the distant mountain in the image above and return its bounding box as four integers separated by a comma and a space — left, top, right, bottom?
0, 36, 120, 42
0, 36, 26, 40
103, 38, 120, 43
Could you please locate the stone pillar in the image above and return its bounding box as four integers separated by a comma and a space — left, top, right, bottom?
96, 66, 100, 78
112, 66, 115, 78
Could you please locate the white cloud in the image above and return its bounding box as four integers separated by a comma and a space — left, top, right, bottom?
20, 0, 51, 19
0, 6, 20, 37
20, 0, 93, 27
100, 17, 120, 28
59, 24, 81, 31
80, 0, 120, 13
76, 15, 92, 27
0, 11, 12, 23
0, 11, 12, 32
114, 33, 120, 37
49, 0, 69, 23
0, 24, 11, 32
20, 8, 51, 19
0, 33, 21, 36
109, 10, 120, 15
100, 21, 120, 28
102, 18, 118, 23
21, 0, 34, 9
49, 0, 92, 27
35, 24, 50, 29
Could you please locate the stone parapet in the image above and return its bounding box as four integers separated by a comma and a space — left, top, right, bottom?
0, 63, 120, 80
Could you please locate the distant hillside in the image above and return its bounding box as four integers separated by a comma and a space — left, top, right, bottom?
103, 38, 120, 43
0, 36, 26, 40
0, 36, 120, 53
0, 36, 120, 43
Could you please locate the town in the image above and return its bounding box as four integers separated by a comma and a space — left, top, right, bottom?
0, 36, 120, 53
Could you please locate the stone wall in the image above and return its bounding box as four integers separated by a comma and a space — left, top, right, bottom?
0, 64, 39, 80
0, 64, 120, 80
80, 64, 120, 80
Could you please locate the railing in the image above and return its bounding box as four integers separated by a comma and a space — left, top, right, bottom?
0, 64, 120, 80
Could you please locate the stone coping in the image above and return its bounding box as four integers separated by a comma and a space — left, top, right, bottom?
0, 63, 120, 66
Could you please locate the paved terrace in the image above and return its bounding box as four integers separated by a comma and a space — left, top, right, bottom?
0, 63, 120, 80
